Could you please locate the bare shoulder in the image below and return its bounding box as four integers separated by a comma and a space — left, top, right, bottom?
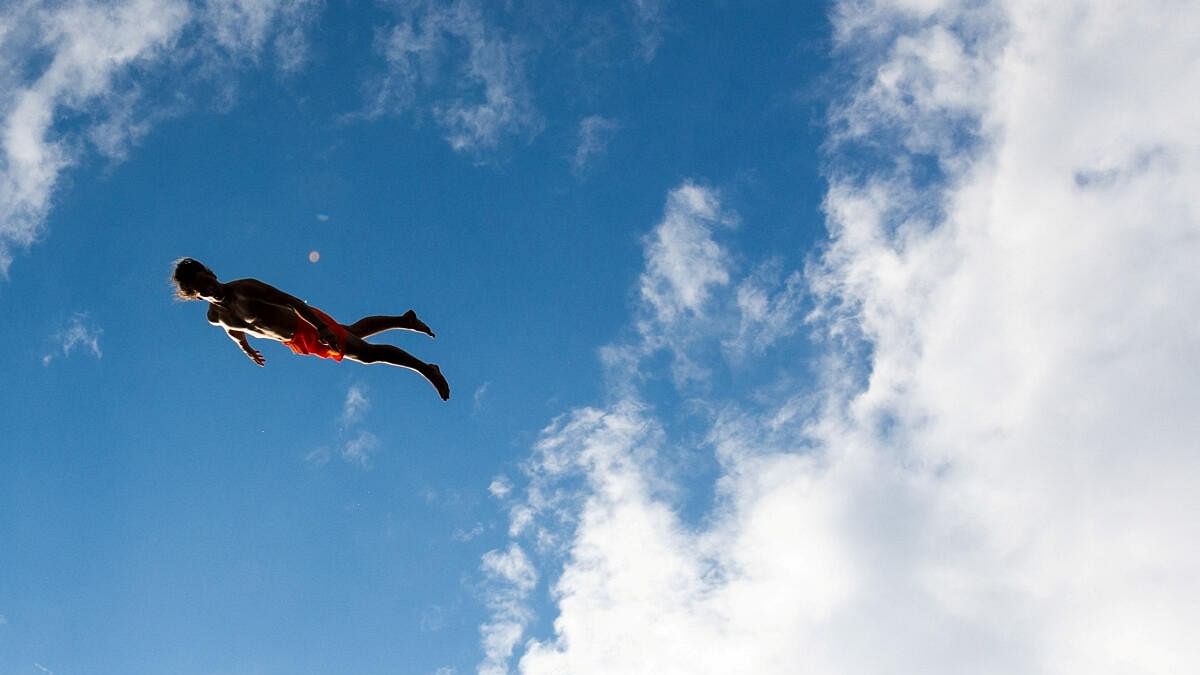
226, 278, 297, 303
225, 278, 275, 293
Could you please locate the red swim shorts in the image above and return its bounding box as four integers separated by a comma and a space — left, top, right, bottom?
284, 307, 349, 361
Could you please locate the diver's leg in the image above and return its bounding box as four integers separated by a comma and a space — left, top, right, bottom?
346, 310, 434, 338
341, 334, 450, 400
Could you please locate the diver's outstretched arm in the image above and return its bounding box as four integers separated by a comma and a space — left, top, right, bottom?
225, 329, 265, 366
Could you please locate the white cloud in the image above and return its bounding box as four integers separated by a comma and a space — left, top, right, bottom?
0, 0, 189, 276
638, 183, 731, 324
725, 261, 806, 359
595, 182, 809, 392
340, 383, 370, 426
482, 2, 1200, 673
601, 181, 806, 390
309, 384, 381, 468
303, 446, 331, 467
42, 312, 102, 365
571, 115, 618, 176
372, 0, 541, 154
453, 522, 484, 542
478, 544, 537, 675
487, 476, 511, 499
203, 0, 277, 58
199, 0, 322, 73
472, 380, 490, 413
629, 0, 668, 62
340, 430, 378, 468
0, 0, 321, 276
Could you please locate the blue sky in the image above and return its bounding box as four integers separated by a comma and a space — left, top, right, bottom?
1, 2, 828, 673
4, 1, 1200, 675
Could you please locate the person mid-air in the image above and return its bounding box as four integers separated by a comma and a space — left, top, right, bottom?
172, 258, 450, 401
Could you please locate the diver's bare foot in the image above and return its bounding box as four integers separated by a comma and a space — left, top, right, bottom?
425, 364, 450, 401
403, 309, 435, 338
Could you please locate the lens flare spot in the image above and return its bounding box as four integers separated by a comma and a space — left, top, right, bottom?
308, 250, 320, 263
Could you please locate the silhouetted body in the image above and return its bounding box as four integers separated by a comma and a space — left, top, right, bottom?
172, 258, 450, 401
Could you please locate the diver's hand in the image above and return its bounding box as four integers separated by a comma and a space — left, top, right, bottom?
245, 347, 265, 366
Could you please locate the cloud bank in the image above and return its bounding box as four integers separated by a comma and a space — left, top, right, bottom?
481, 1, 1200, 673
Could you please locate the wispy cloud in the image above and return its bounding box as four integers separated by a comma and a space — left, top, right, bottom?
303, 446, 331, 467
477, 544, 536, 675
0, 0, 188, 276
0, 0, 321, 276
370, 0, 541, 154
200, 0, 323, 74
42, 312, 102, 365
725, 261, 805, 359
480, 3, 1200, 672
472, 380, 490, 414
487, 475, 511, 499
571, 115, 619, 176
638, 183, 732, 323
421, 604, 449, 632
340, 430, 378, 468
452, 522, 484, 542
598, 181, 803, 389
308, 384, 379, 468
629, 0, 668, 61
340, 383, 370, 426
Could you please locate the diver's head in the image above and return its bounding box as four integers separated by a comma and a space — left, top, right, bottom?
172, 258, 221, 300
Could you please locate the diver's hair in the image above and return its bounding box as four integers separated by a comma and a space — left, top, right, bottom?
172, 257, 214, 300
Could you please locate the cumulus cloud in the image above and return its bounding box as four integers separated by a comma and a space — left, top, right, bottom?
42, 312, 102, 365
0, 0, 320, 276
480, 2, 1200, 673
372, 0, 541, 154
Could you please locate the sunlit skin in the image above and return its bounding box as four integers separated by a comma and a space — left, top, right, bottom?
172, 258, 450, 401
